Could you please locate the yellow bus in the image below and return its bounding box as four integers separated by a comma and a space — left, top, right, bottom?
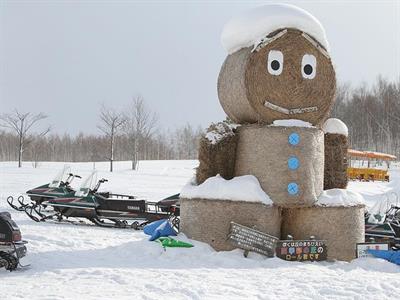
347, 149, 397, 182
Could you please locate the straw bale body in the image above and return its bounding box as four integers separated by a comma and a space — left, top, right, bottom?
235, 124, 324, 207
282, 205, 365, 261
180, 198, 281, 251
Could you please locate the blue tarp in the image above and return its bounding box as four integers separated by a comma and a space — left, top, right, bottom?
143, 219, 177, 241
367, 249, 400, 265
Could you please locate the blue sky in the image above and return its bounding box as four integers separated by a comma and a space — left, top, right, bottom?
1, 0, 399, 134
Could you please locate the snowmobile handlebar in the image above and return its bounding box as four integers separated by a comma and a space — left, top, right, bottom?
92, 178, 108, 193
67, 173, 81, 179
61, 173, 82, 188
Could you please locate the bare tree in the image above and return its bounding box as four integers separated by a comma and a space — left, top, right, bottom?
97, 105, 125, 172
123, 96, 158, 170
0, 110, 50, 167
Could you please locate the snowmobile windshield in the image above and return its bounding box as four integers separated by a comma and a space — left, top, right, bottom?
368, 192, 399, 224
75, 172, 98, 197
49, 165, 72, 188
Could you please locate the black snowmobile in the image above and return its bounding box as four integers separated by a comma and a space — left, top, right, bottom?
0, 212, 28, 271
7, 166, 81, 211
25, 171, 180, 230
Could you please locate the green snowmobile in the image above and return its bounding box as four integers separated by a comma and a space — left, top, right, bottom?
7, 166, 81, 211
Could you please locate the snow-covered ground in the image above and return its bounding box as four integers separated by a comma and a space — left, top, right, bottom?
0, 160, 399, 299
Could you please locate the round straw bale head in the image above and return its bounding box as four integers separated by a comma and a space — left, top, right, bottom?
234, 124, 324, 207
180, 198, 281, 251
218, 29, 336, 126
281, 205, 365, 261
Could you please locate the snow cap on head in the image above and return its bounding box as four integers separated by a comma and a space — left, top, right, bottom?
221, 3, 330, 54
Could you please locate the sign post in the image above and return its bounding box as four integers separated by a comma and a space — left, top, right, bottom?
356, 242, 390, 258
228, 222, 279, 257
276, 239, 327, 261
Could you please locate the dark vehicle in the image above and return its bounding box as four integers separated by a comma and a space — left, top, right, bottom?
7, 166, 81, 211
0, 212, 28, 271
25, 172, 180, 230
365, 193, 400, 249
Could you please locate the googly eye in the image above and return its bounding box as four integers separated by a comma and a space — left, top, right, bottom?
267, 50, 283, 75
301, 54, 317, 79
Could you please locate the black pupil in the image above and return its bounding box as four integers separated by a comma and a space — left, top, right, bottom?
304, 64, 313, 75
271, 60, 280, 71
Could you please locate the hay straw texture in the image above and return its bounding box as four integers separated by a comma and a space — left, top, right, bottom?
282, 205, 365, 261
180, 198, 281, 251
235, 124, 324, 207
324, 133, 348, 190
218, 29, 336, 126
196, 123, 238, 185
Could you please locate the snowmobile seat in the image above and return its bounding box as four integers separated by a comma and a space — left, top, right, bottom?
95, 195, 146, 213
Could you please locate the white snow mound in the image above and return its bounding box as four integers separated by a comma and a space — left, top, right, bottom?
180, 174, 273, 205
316, 189, 365, 207
271, 119, 314, 128
323, 118, 349, 136
221, 3, 330, 54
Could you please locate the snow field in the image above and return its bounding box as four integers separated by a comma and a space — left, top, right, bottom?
0, 160, 399, 300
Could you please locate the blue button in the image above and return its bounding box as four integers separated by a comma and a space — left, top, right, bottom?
288, 156, 300, 170
288, 182, 299, 195
288, 133, 300, 145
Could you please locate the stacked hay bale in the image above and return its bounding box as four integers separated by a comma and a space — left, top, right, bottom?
196, 122, 238, 185
282, 189, 365, 261
282, 204, 365, 261
181, 198, 281, 251
180, 175, 281, 251
323, 118, 349, 190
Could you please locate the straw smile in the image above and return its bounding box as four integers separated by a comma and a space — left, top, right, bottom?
264, 100, 318, 115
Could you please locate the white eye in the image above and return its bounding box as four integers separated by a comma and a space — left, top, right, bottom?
301, 54, 317, 79
267, 50, 283, 75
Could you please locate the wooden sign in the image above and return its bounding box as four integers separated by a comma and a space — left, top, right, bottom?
276, 240, 327, 261
228, 222, 279, 257
356, 242, 390, 258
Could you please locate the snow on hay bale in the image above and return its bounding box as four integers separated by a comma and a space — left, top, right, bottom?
196, 122, 239, 185
317, 189, 365, 207
181, 174, 273, 205
234, 124, 324, 207
322, 118, 349, 137
221, 4, 330, 54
